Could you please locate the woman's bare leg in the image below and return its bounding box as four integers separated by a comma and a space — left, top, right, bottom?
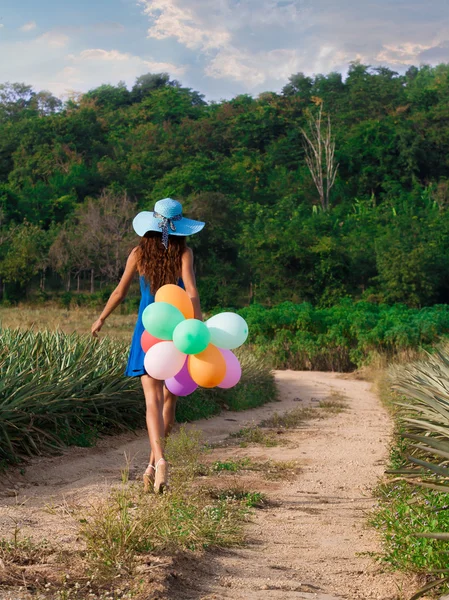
163, 386, 178, 437
141, 375, 165, 464
147, 386, 178, 467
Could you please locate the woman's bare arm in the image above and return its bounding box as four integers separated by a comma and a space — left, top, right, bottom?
91, 248, 138, 337
181, 247, 202, 320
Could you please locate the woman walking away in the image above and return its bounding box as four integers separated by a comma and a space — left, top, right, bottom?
91, 198, 205, 493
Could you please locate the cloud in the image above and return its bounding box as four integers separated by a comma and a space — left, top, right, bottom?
375, 43, 434, 66
139, 0, 231, 50
205, 48, 304, 87
20, 21, 37, 32
37, 32, 70, 48
68, 48, 186, 76
418, 41, 449, 63
46, 48, 186, 95
138, 0, 449, 93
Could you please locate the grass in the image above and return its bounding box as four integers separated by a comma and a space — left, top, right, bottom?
0, 303, 137, 342
229, 425, 281, 447
260, 391, 347, 429
0, 327, 275, 466
226, 391, 348, 449
260, 407, 318, 429
371, 481, 449, 575
370, 370, 449, 599
318, 391, 348, 414
0, 427, 264, 599
212, 458, 252, 472
208, 457, 300, 480
207, 486, 268, 509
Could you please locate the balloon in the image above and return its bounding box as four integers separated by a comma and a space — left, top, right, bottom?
165, 359, 198, 397
141, 331, 161, 353
218, 350, 242, 389
206, 313, 249, 350
144, 342, 186, 380
188, 344, 227, 388
142, 302, 184, 340
173, 319, 211, 355
155, 284, 194, 320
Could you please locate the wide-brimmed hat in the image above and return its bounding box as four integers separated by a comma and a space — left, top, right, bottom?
133, 198, 205, 248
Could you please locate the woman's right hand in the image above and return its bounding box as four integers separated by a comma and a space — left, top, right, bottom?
91, 318, 104, 338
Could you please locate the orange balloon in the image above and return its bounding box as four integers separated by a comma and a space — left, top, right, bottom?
141, 331, 161, 353
155, 284, 194, 320
188, 344, 227, 388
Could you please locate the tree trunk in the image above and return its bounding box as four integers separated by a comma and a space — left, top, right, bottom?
40, 268, 46, 291
0, 277, 3, 302
90, 269, 94, 294
66, 272, 71, 292
77, 274, 80, 293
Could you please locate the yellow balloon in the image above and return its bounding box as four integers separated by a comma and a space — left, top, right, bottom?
188, 345, 227, 388
155, 284, 194, 320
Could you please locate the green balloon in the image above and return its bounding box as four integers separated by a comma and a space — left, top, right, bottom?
142, 302, 185, 340
173, 319, 211, 355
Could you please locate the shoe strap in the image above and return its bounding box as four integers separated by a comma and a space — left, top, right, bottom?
155, 458, 167, 471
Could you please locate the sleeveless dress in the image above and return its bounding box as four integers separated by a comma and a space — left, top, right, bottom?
125, 276, 184, 377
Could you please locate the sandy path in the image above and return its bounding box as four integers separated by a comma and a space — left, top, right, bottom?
0, 371, 414, 600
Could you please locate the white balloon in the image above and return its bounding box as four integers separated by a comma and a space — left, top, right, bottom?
206, 313, 249, 350
144, 342, 186, 380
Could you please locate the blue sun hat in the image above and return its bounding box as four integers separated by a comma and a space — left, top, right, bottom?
133, 198, 205, 249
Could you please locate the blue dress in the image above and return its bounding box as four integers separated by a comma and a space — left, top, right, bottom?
125, 276, 183, 377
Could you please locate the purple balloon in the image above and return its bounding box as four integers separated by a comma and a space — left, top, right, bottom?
218, 349, 242, 389
165, 359, 198, 397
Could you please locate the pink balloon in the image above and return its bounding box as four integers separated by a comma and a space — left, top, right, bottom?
165, 359, 198, 397
217, 349, 242, 389
144, 342, 186, 380
141, 330, 161, 353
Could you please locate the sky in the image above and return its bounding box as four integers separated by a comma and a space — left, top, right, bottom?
0, 0, 449, 101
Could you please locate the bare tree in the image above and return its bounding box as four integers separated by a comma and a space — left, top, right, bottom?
300, 103, 338, 211
49, 190, 137, 292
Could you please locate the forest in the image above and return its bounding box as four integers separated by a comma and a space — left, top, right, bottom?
1, 62, 449, 309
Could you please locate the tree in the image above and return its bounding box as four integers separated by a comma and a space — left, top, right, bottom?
282, 72, 313, 100
31, 90, 62, 116
301, 103, 338, 211
0, 222, 51, 293
0, 82, 35, 121
49, 190, 137, 292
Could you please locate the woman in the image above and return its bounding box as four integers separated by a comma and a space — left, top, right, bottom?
91, 198, 205, 493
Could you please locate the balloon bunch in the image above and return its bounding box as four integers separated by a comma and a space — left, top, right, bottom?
141, 284, 249, 396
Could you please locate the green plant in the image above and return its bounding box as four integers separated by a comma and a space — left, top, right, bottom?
373, 344, 449, 598
207, 486, 268, 508
0, 329, 275, 466
239, 301, 449, 371
0, 328, 143, 464
260, 407, 318, 429
79, 430, 248, 581
212, 458, 251, 472
229, 426, 280, 447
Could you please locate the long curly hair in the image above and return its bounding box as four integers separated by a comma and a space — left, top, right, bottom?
136, 231, 186, 294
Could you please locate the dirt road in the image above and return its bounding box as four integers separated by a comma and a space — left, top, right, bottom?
0, 371, 416, 599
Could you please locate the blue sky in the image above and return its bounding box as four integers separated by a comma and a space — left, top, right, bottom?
1, 0, 448, 100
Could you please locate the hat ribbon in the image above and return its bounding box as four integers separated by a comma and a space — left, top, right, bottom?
154, 211, 183, 248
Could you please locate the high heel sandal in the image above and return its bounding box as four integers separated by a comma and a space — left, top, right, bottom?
153, 458, 168, 494
143, 464, 156, 493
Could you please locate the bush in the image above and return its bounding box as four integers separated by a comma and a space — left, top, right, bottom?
239, 300, 449, 371
0, 328, 275, 465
